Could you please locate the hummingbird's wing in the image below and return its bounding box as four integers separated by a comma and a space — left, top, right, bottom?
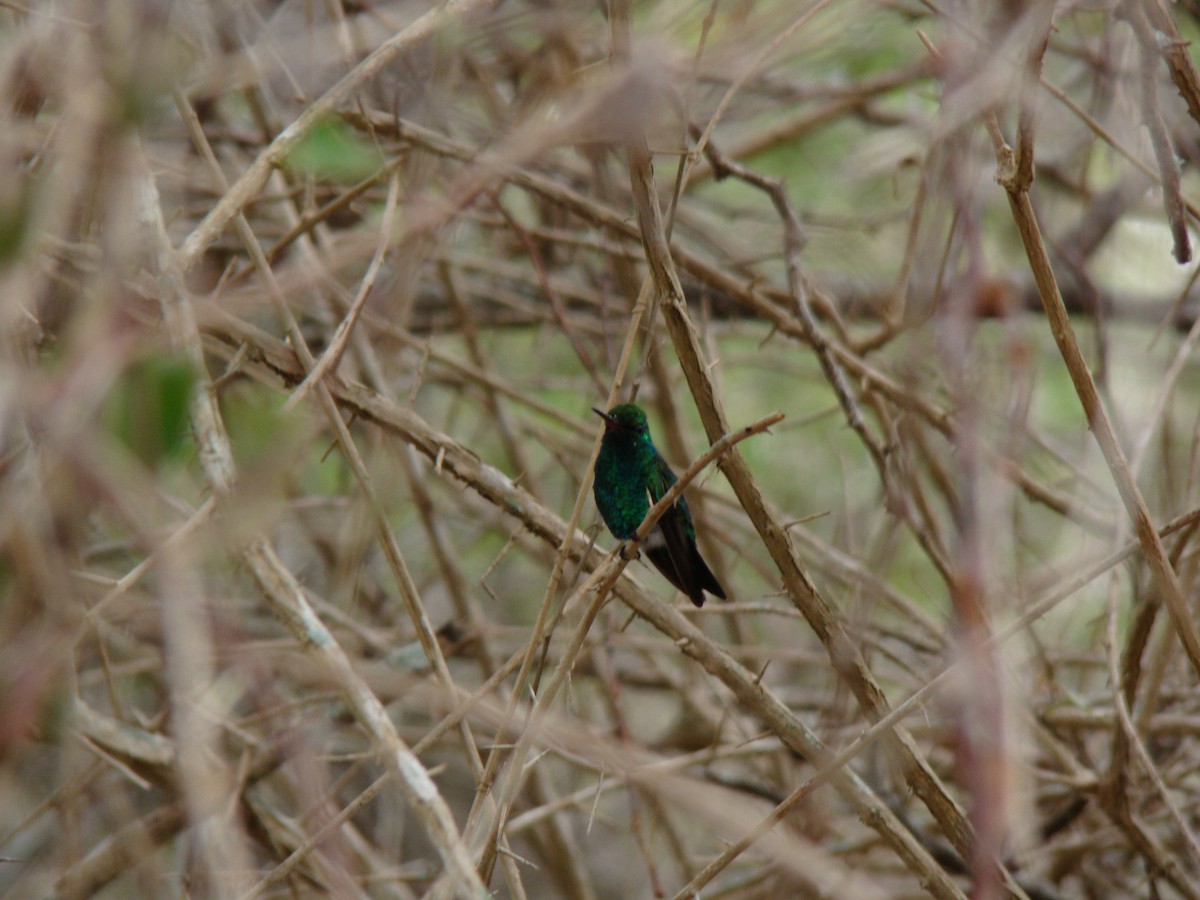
643, 490, 704, 606
642, 451, 724, 607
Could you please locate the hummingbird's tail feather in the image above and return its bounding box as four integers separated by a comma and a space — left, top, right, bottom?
646, 518, 725, 607
693, 548, 725, 602
645, 544, 705, 607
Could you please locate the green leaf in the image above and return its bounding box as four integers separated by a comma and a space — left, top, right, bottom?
285, 118, 384, 183
0, 178, 34, 267
107, 355, 196, 469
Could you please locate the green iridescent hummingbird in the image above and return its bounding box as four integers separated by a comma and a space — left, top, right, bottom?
592, 403, 725, 607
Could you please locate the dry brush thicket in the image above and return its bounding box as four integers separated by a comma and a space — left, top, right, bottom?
2, 1, 1200, 898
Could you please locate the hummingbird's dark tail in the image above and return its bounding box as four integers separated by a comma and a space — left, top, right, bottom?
646, 540, 725, 607
693, 549, 726, 602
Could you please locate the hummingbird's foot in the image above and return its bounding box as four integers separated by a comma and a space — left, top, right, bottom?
619, 542, 641, 562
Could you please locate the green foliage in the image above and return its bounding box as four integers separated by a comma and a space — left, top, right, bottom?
106, 354, 196, 470
220, 380, 319, 484
285, 118, 385, 183
0, 178, 34, 267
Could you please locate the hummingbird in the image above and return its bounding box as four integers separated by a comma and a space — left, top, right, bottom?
592, 403, 726, 607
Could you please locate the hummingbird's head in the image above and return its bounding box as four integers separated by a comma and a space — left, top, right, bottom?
592, 403, 650, 436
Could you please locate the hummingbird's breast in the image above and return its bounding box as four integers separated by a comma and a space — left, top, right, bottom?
594, 440, 651, 540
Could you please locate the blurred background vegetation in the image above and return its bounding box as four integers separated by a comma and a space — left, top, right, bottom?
2, 0, 1200, 897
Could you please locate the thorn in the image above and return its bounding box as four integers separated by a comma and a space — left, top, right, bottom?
783, 510, 830, 530
916, 29, 945, 67
753, 660, 771, 686
496, 844, 539, 869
